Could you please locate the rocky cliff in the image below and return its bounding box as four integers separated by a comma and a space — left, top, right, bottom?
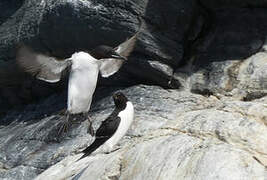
0, 0, 267, 180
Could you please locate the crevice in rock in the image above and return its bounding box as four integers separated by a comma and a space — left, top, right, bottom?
242, 91, 267, 102
253, 156, 266, 168
159, 127, 205, 141
190, 88, 214, 97
158, 126, 267, 165
214, 129, 227, 143
216, 105, 267, 126
225, 60, 243, 91
178, 0, 214, 69
20, 164, 46, 171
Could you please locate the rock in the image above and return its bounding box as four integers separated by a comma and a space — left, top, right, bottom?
0, 0, 23, 25
185, 5, 267, 99
1, 85, 267, 180
1, 0, 267, 180
200, 0, 267, 9
188, 48, 267, 100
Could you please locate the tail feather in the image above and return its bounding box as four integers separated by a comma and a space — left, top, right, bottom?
78, 138, 108, 161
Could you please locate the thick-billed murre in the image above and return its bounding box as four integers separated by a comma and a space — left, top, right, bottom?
16, 32, 139, 135
78, 92, 134, 160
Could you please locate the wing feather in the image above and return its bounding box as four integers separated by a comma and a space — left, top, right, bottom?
16, 45, 71, 83
99, 58, 124, 78
99, 28, 141, 77
99, 32, 138, 77
114, 31, 139, 58
114, 17, 144, 57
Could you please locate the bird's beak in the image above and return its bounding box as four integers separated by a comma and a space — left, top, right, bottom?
111, 52, 127, 61
65, 57, 72, 61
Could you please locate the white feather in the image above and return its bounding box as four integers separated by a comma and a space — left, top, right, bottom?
67, 52, 100, 114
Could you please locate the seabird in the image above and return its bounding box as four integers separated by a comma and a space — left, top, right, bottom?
16, 32, 139, 135
78, 92, 134, 160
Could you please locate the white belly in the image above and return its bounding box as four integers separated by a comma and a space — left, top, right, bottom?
104, 102, 134, 150
67, 66, 99, 114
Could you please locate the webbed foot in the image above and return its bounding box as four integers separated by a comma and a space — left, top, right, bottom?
58, 111, 72, 136
86, 114, 95, 136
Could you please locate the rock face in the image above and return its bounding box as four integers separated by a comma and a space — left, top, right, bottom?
1, 85, 267, 180
0, 0, 267, 180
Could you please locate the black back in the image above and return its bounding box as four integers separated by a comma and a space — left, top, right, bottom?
95, 92, 128, 137
79, 92, 128, 160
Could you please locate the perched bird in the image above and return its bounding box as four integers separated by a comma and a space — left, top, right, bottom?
78, 92, 134, 160
16, 32, 139, 135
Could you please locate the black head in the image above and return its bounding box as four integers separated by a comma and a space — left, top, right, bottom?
113, 92, 128, 110
90, 45, 127, 60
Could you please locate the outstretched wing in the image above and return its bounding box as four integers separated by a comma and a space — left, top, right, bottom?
99, 58, 124, 78
99, 31, 140, 77
114, 31, 139, 58
16, 45, 71, 83
114, 31, 140, 58
114, 16, 144, 57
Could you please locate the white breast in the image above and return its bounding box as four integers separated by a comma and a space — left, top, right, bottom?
71, 52, 99, 69
104, 101, 134, 150
67, 52, 101, 114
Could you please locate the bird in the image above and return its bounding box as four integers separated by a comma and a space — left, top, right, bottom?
16, 31, 139, 136
78, 92, 134, 160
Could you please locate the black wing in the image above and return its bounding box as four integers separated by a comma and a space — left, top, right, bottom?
78, 137, 108, 160
16, 44, 71, 83
113, 32, 139, 58
95, 113, 121, 138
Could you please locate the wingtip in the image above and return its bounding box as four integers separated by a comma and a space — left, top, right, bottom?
124, 14, 145, 45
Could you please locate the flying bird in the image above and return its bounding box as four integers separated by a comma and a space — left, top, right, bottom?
78, 92, 134, 160
16, 32, 139, 136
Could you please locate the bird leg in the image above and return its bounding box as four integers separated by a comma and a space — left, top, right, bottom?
85, 112, 95, 136
58, 111, 94, 136
58, 111, 82, 135
58, 111, 71, 135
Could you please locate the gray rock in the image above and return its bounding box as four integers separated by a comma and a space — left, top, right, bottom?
200, 0, 267, 9
0, 0, 267, 180
189, 49, 267, 100
32, 85, 267, 180
0, 0, 23, 25
1, 85, 266, 180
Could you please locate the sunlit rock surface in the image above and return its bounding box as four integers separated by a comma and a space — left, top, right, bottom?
0, 0, 267, 179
